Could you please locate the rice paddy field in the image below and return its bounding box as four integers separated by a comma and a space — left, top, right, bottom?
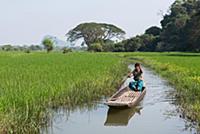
123, 52, 200, 124
0, 51, 200, 133
149, 54, 200, 122
0, 52, 128, 133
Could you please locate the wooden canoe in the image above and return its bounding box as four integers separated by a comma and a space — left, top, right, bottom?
105, 87, 146, 107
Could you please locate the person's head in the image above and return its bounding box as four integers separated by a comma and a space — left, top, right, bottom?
135, 63, 143, 73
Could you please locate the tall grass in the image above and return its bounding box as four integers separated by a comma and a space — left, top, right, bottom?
123, 52, 200, 124
0, 52, 128, 133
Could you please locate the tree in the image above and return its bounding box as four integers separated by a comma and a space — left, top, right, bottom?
1, 45, 13, 51
124, 37, 142, 52
113, 42, 125, 52
184, 11, 200, 51
145, 26, 162, 36
66, 22, 125, 49
112, 0, 200, 52
42, 38, 54, 52
137, 34, 158, 51
88, 43, 103, 52
29, 45, 42, 51
158, 0, 196, 51
101, 40, 115, 52
62, 47, 73, 54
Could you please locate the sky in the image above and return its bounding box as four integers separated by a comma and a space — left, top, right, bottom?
0, 0, 175, 45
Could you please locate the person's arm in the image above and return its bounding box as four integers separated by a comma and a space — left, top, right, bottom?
129, 70, 135, 77
127, 72, 133, 78
139, 75, 144, 80
138, 71, 143, 80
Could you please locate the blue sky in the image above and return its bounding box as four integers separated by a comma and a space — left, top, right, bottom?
0, 0, 174, 45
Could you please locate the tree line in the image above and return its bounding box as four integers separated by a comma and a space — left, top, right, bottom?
119, 0, 200, 52
1, 0, 199, 53
0, 44, 42, 52
66, 0, 200, 52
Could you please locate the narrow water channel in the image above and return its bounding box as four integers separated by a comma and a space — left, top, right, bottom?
41, 65, 197, 134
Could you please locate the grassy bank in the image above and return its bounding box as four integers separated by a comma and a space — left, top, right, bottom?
1, 51, 199, 133
123, 52, 200, 124
0, 52, 128, 133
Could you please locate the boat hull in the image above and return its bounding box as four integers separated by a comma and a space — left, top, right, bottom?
105, 87, 146, 108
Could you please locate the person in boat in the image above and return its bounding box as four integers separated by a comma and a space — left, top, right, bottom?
128, 63, 144, 92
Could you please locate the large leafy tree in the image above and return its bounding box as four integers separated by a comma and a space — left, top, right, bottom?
184, 11, 200, 51
158, 0, 199, 51
66, 22, 125, 48
159, 0, 190, 51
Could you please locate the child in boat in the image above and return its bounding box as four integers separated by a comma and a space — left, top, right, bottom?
128, 63, 144, 92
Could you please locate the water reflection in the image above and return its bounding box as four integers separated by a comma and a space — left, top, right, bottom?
104, 107, 142, 126
41, 65, 199, 134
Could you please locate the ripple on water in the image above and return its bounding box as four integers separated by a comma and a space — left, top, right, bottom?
41, 66, 198, 134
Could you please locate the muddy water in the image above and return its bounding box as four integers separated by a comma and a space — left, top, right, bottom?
41, 65, 197, 134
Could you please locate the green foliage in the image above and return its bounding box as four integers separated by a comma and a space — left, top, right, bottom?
1, 44, 13, 51
0, 52, 127, 133
29, 45, 42, 51
158, 0, 200, 51
113, 37, 142, 52
123, 36, 141, 52
63, 0, 200, 53
113, 34, 159, 52
113, 42, 125, 52
63, 0, 200, 52
138, 34, 159, 52
101, 40, 115, 52
88, 42, 103, 52
66, 22, 125, 47
42, 38, 54, 52
62, 47, 73, 54
145, 26, 162, 36
141, 53, 200, 123
24, 49, 31, 53
121, 52, 200, 124
112, 0, 200, 52
0, 45, 42, 52
183, 11, 200, 51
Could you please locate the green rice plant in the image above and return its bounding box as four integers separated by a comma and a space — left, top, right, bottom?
0, 52, 128, 133
125, 52, 200, 124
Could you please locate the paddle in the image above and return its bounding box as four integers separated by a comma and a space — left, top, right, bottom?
117, 72, 133, 91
